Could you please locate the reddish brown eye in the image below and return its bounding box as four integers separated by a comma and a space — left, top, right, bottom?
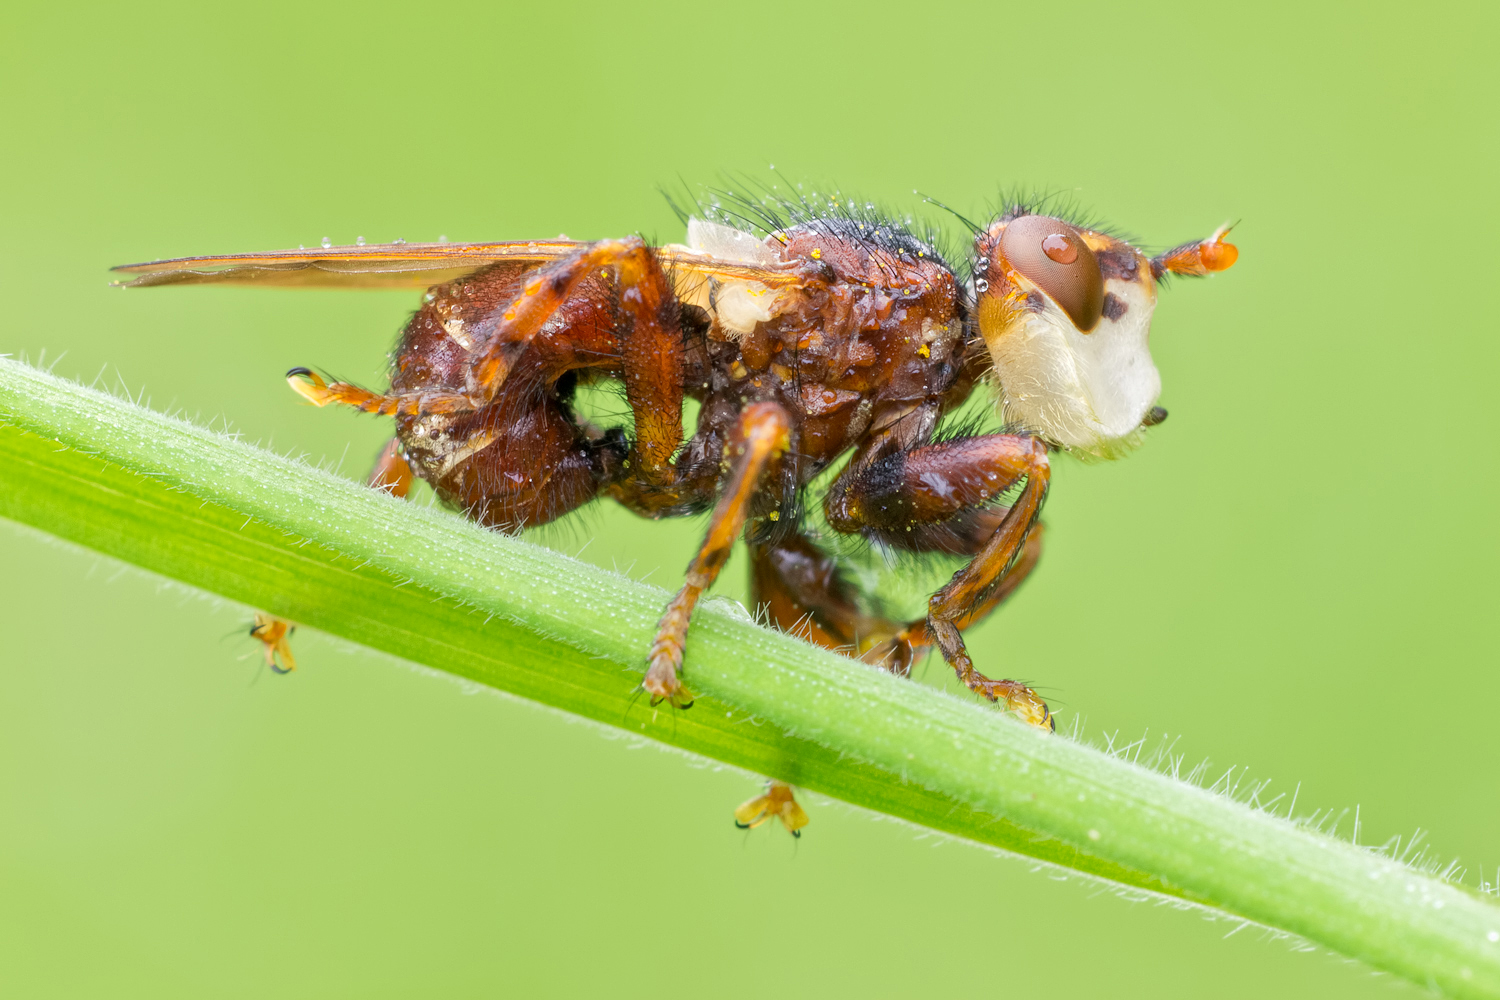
999, 215, 1104, 331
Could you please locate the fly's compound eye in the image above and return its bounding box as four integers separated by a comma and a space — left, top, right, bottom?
998, 215, 1105, 332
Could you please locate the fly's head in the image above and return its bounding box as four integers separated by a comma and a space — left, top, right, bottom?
972, 209, 1235, 458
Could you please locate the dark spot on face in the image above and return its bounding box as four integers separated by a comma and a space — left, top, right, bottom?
1102, 292, 1128, 322
1096, 249, 1139, 283
1142, 405, 1168, 427
1024, 289, 1047, 313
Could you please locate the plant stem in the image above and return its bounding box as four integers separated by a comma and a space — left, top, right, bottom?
1, 356, 1496, 997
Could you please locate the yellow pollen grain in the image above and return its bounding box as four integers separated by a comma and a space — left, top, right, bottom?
811, 248, 822, 260
918, 345, 930, 358
768, 510, 779, 521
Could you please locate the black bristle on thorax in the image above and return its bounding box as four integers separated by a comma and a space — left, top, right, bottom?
664, 176, 959, 276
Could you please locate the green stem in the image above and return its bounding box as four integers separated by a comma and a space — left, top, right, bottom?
1, 356, 1495, 997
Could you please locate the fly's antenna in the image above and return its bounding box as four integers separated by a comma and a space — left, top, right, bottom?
916, 191, 982, 235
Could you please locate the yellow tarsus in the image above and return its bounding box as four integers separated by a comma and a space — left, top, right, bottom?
734, 780, 809, 836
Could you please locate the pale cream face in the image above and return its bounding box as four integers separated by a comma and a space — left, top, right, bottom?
976, 219, 1161, 458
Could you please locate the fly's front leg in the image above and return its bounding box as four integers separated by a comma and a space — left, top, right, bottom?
826, 433, 1054, 728
926, 443, 1051, 728
923, 520, 1044, 633
756, 505, 1046, 682
850, 515, 1047, 672
644, 401, 792, 707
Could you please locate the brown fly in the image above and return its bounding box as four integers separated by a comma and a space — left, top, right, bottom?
116, 188, 1237, 831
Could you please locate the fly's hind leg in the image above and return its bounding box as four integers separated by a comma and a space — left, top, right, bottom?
286, 367, 484, 417
245, 440, 412, 676
735, 780, 809, 837
249, 612, 297, 674
825, 433, 1054, 728
643, 401, 792, 708
367, 438, 414, 497
287, 238, 670, 419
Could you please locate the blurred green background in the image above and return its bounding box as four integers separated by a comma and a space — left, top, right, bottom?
2, 2, 1495, 996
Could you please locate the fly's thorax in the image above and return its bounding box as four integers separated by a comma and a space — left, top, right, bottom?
974, 216, 1160, 458
667, 218, 957, 344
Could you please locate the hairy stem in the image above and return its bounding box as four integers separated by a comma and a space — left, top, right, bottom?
0, 357, 1496, 997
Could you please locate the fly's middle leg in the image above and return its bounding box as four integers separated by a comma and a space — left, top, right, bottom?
643, 401, 791, 708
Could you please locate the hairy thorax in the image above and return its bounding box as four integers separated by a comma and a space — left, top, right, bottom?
676, 219, 968, 474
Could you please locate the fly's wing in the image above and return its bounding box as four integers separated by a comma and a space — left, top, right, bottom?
112, 240, 806, 291
111, 240, 586, 289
